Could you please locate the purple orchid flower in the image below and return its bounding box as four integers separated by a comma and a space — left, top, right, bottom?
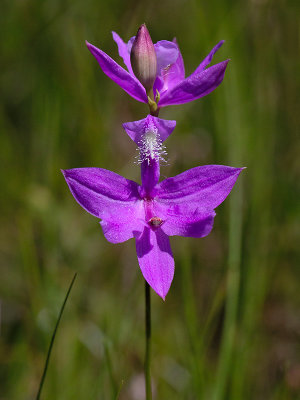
86, 24, 229, 108
62, 115, 242, 299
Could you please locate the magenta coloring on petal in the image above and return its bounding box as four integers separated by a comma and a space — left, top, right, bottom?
63, 118, 243, 298
86, 26, 227, 108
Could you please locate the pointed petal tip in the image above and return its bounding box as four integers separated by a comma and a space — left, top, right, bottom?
85, 41, 94, 52
154, 286, 167, 301
236, 166, 246, 172
111, 31, 120, 41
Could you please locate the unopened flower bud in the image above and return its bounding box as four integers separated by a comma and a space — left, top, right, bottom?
130, 24, 157, 93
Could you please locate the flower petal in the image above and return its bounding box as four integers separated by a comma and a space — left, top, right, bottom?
154, 40, 179, 73
122, 114, 176, 144
112, 31, 134, 74
189, 40, 225, 77
135, 227, 174, 300
155, 165, 243, 210
86, 41, 148, 103
157, 38, 185, 93
158, 60, 229, 107
157, 202, 216, 238
153, 40, 180, 94
100, 200, 144, 243
62, 168, 142, 243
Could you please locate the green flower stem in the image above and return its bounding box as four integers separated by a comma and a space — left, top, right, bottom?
147, 88, 160, 117
145, 281, 152, 400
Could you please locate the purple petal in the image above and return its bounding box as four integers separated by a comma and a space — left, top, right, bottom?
135, 227, 174, 299
122, 115, 176, 144
154, 40, 179, 73
153, 40, 180, 94
189, 41, 225, 77
153, 76, 165, 94
158, 60, 229, 107
141, 158, 160, 198
112, 31, 134, 75
86, 41, 148, 103
158, 38, 185, 93
155, 165, 243, 210
62, 168, 143, 243
172, 38, 185, 79
157, 202, 216, 238
100, 201, 144, 243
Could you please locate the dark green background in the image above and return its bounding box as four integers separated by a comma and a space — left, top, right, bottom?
1, 0, 299, 399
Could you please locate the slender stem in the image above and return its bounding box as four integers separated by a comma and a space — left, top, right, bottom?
36, 273, 77, 400
144, 282, 152, 400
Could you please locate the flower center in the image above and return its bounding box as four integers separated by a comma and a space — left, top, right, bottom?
148, 216, 163, 227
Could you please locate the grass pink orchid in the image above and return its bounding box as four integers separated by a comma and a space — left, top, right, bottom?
62, 115, 242, 299
86, 24, 229, 109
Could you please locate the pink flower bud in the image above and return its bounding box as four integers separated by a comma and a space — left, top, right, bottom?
130, 24, 157, 93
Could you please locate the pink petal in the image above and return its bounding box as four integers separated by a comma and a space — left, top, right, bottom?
112, 31, 134, 75
155, 165, 243, 210
159, 38, 185, 92
86, 41, 148, 103
158, 60, 229, 107
189, 40, 225, 77
155, 201, 216, 238
135, 227, 174, 300
62, 168, 142, 243
153, 40, 181, 94
154, 40, 179, 73
122, 114, 176, 144
100, 201, 144, 243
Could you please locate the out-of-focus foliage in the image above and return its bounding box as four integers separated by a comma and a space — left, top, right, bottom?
0, 0, 299, 399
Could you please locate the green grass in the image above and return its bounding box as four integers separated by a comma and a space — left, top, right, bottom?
1, 0, 299, 399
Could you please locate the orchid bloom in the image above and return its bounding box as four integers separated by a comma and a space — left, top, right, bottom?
62, 115, 242, 299
86, 24, 229, 109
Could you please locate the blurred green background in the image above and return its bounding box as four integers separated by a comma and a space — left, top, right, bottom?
1, 0, 299, 399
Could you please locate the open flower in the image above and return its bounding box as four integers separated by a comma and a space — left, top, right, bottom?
62, 116, 242, 299
86, 24, 229, 108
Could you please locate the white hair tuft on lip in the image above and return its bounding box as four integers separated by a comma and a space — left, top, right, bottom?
136, 122, 167, 165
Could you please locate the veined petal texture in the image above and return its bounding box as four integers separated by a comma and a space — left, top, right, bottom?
154, 40, 179, 73
112, 31, 134, 74
135, 227, 174, 300
62, 168, 144, 243
158, 60, 229, 106
155, 165, 243, 210
155, 201, 216, 238
62, 167, 140, 218
189, 40, 225, 77
158, 38, 185, 92
86, 41, 148, 103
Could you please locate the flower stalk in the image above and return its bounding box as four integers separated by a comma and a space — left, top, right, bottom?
147, 89, 160, 117
145, 282, 152, 400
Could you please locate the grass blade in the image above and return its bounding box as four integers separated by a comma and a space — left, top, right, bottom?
36, 272, 77, 400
